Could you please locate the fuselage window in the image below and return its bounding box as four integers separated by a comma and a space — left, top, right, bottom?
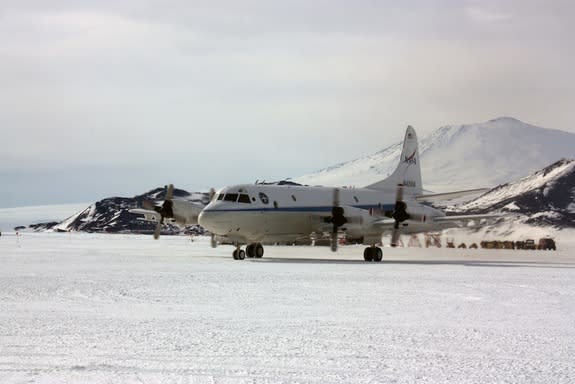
217, 194, 224, 201
238, 194, 251, 204
224, 193, 238, 202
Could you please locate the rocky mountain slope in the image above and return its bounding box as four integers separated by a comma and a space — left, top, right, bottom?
50, 187, 209, 234
450, 158, 575, 228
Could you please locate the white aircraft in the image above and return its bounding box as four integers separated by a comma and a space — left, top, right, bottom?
194, 126, 496, 261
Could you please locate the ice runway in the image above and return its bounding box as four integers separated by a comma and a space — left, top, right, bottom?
1, 233, 574, 383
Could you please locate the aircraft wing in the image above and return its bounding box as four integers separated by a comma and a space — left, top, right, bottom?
129, 208, 162, 223
371, 213, 500, 233
414, 188, 490, 204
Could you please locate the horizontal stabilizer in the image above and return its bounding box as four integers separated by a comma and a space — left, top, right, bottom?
414, 188, 490, 203
432, 213, 501, 223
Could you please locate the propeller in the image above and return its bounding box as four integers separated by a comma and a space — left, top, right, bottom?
143, 184, 175, 240
391, 184, 410, 247
207, 187, 217, 248
330, 188, 347, 252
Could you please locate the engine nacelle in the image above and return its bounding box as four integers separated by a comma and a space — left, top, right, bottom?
338, 205, 376, 239
171, 200, 204, 226
404, 203, 441, 224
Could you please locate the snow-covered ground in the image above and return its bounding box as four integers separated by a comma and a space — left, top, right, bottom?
1, 233, 574, 383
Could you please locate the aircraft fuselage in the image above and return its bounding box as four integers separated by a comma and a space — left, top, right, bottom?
199, 183, 441, 245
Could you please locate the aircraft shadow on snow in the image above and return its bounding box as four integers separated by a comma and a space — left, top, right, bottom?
246, 257, 575, 269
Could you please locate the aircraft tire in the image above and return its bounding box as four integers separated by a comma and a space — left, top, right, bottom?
373, 247, 383, 262
255, 243, 264, 258
246, 244, 255, 258
233, 249, 246, 260
363, 247, 374, 262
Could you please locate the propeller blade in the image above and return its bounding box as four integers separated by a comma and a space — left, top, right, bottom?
142, 199, 157, 211
165, 184, 174, 201
160, 199, 174, 219
151, 184, 175, 240
153, 221, 162, 240
391, 227, 401, 247
330, 188, 341, 252
391, 184, 406, 247
394, 183, 404, 210
331, 231, 338, 252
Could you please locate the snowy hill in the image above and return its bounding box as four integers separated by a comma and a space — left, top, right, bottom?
450, 158, 575, 228
295, 117, 575, 192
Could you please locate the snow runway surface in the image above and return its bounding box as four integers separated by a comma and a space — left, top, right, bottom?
1, 233, 574, 383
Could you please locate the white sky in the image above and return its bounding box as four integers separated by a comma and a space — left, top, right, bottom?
1, 0, 574, 207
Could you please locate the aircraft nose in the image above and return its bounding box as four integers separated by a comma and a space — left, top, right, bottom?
198, 209, 219, 233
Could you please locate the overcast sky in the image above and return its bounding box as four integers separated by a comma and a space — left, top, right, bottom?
1, 0, 574, 208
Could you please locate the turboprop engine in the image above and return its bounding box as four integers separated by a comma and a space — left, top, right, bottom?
336, 205, 375, 240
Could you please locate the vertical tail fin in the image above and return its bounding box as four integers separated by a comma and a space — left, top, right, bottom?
365, 126, 423, 195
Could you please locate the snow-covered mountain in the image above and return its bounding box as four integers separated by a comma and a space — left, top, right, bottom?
295, 117, 575, 192
451, 158, 575, 228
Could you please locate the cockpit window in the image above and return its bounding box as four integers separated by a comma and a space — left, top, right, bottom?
238, 194, 251, 204
217, 194, 224, 201
224, 193, 238, 202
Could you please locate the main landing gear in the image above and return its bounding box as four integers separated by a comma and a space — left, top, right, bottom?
232, 247, 245, 260
233, 243, 264, 260
363, 246, 383, 262
232, 243, 381, 262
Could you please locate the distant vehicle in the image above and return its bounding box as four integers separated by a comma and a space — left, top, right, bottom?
538, 238, 556, 250
524, 239, 537, 250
